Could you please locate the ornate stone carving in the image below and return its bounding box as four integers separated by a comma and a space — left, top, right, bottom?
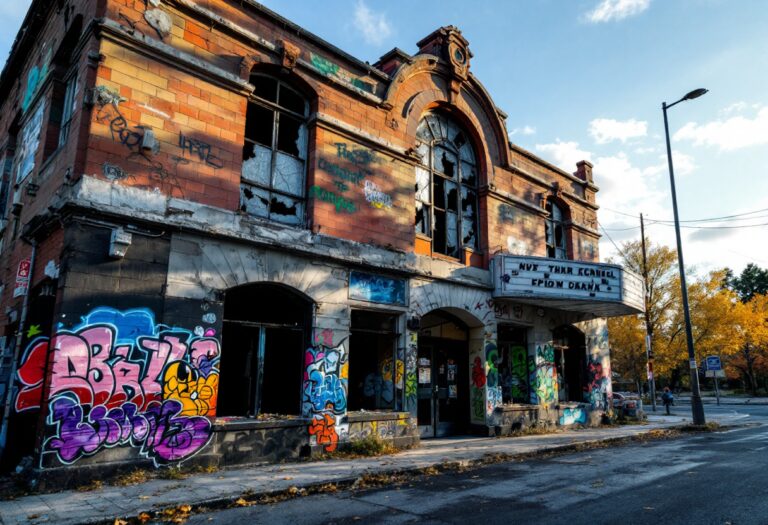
279, 40, 300, 71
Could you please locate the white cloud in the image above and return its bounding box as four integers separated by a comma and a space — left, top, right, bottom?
718, 101, 748, 116
535, 140, 592, 172
353, 1, 392, 46
584, 0, 651, 23
589, 118, 648, 144
674, 106, 768, 152
509, 125, 536, 137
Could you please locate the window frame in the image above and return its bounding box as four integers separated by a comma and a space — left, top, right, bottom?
414, 113, 480, 259
241, 74, 309, 226
58, 71, 78, 148
545, 200, 568, 260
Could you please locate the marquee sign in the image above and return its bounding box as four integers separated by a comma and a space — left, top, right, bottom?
494, 255, 624, 302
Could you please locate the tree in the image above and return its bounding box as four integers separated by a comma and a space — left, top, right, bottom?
727, 293, 768, 394
608, 240, 679, 381
727, 263, 768, 302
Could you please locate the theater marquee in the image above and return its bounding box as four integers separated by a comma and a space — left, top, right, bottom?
492, 255, 644, 317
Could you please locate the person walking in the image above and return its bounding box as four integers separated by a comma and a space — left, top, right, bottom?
661, 387, 674, 415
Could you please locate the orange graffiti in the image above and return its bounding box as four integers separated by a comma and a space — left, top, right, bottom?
309, 413, 339, 452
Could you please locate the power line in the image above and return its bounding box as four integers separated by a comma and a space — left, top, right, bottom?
598, 221, 630, 261
602, 205, 768, 224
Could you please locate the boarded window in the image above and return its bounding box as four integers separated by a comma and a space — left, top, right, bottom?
242, 74, 309, 226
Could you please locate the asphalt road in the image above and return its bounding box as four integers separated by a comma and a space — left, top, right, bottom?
185, 404, 768, 525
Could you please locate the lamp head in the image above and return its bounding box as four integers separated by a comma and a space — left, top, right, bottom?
683, 88, 708, 101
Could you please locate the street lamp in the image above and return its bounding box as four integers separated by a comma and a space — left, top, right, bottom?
662, 88, 708, 426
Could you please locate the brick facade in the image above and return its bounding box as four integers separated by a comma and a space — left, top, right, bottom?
0, 1, 635, 484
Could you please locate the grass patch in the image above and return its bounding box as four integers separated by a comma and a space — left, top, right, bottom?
327, 434, 399, 459
680, 421, 722, 432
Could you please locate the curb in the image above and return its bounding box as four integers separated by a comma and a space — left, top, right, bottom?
89, 422, 741, 525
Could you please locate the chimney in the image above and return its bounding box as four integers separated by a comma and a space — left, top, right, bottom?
575, 160, 593, 183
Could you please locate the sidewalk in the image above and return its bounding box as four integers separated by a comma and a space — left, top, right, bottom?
675, 395, 768, 405
0, 411, 751, 525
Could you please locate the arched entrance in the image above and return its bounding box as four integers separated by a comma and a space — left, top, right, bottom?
416, 309, 472, 437
217, 283, 312, 417
553, 325, 587, 403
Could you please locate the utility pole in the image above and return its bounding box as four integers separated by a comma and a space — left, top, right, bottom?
640, 214, 657, 411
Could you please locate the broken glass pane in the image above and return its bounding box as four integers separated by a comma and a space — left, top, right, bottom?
242, 144, 271, 186
277, 113, 303, 157
462, 218, 476, 248
416, 142, 430, 166
245, 103, 274, 147
461, 161, 477, 186
434, 147, 457, 179
433, 176, 445, 209
240, 184, 269, 218
446, 212, 458, 257
433, 209, 446, 254
452, 129, 467, 149
279, 85, 307, 115
445, 180, 458, 212
459, 142, 475, 163
415, 166, 431, 203
270, 193, 303, 225
461, 187, 476, 218
426, 114, 444, 141
416, 119, 432, 142
252, 75, 278, 102
415, 201, 430, 236
273, 152, 304, 197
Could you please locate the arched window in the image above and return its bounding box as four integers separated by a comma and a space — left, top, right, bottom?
545, 200, 567, 259
241, 74, 308, 226
414, 113, 478, 258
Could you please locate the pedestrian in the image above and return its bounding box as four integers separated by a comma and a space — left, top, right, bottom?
661, 387, 674, 415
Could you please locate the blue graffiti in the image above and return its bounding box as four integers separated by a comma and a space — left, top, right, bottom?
559, 407, 587, 425
302, 344, 348, 416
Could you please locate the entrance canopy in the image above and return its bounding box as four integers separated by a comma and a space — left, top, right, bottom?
492, 255, 644, 318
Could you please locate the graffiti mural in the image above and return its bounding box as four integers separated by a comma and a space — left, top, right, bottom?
349, 271, 406, 306
14, 307, 219, 467
485, 340, 501, 416
509, 345, 528, 402
304, 342, 349, 453
586, 354, 611, 410
405, 332, 418, 413
471, 356, 486, 421
529, 344, 557, 405
559, 407, 587, 425
363, 180, 393, 209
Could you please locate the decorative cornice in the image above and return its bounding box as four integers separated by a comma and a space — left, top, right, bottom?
97, 17, 254, 96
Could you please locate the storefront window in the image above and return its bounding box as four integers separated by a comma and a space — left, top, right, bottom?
348, 310, 401, 411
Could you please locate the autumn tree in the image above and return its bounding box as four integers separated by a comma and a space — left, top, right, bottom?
727, 293, 768, 394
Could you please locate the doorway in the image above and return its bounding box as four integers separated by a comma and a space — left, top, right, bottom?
417, 311, 470, 438
553, 325, 587, 403
217, 283, 311, 417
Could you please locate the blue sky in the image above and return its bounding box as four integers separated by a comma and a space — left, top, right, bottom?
2, 0, 767, 274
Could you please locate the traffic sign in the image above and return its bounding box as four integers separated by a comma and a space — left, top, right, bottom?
705, 355, 722, 371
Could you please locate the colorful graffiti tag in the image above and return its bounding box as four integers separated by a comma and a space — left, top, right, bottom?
15, 307, 218, 467
303, 343, 349, 452
559, 407, 587, 426
485, 341, 501, 417
586, 354, 611, 410
529, 344, 557, 405
509, 345, 529, 402
471, 356, 486, 421
405, 332, 418, 413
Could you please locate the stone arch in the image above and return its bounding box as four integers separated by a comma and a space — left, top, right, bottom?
383, 56, 510, 169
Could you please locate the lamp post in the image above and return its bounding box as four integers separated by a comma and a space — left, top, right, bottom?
662, 88, 708, 425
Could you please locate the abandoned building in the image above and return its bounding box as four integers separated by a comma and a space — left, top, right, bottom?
0, 0, 643, 483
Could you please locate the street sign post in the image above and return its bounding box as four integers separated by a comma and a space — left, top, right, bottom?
705, 355, 723, 405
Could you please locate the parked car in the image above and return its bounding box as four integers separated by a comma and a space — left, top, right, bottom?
612, 392, 644, 417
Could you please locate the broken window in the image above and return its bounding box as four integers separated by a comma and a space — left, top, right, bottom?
545, 201, 567, 259
348, 310, 401, 411
218, 283, 311, 417
242, 74, 309, 226
415, 114, 479, 258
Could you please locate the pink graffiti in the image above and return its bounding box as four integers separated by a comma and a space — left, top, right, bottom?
16, 325, 220, 412
313, 328, 334, 347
